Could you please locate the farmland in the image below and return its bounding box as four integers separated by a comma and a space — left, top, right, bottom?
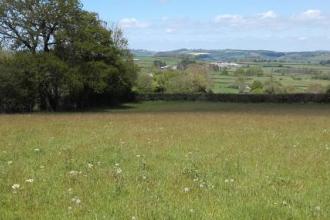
1, 101, 330, 219
133, 52, 330, 94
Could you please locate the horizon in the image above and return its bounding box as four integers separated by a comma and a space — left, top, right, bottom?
81, 0, 330, 51
130, 48, 330, 53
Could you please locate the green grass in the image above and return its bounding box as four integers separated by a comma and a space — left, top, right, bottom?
1, 102, 330, 219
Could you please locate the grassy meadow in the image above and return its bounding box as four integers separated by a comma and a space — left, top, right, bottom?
1, 102, 330, 219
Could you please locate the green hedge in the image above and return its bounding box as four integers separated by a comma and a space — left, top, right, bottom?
136, 93, 330, 103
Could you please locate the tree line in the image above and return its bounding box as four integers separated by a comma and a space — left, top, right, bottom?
0, 0, 138, 112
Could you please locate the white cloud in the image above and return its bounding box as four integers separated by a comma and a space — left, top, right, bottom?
119, 18, 150, 29
259, 10, 277, 19
214, 14, 245, 26
297, 9, 323, 20
165, 28, 176, 33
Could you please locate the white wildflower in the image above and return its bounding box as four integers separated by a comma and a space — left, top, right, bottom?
225, 179, 229, 183
7, 161, 13, 165
12, 184, 20, 190
69, 170, 79, 176
132, 216, 137, 220
315, 206, 321, 211
25, 179, 34, 183
75, 198, 81, 204
116, 168, 122, 174
136, 154, 141, 158
72, 197, 81, 205
184, 187, 190, 193
189, 209, 194, 213
88, 163, 93, 169
34, 148, 40, 152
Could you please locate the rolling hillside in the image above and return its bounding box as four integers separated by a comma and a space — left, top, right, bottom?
132, 49, 330, 63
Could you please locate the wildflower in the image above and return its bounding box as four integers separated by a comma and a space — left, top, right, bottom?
199, 183, 205, 188
315, 206, 321, 211
136, 154, 141, 158
40, 165, 45, 169
71, 197, 81, 205
225, 179, 229, 183
25, 179, 34, 183
189, 209, 194, 213
68, 206, 72, 211
116, 168, 122, 174
88, 163, 93, 169
142, 176, 147, 180
69, 170, 80, 176
34, 148, 40, 152
12, 184, 20, 190
115, 163, 120, 167
68, 188, 73, 194
132, 216, 137, 220
184, 187, 190, 193
230, 179, 235, 183
7, 161, 13, 165
282, 201, 288, 206
193, 178, 199, 182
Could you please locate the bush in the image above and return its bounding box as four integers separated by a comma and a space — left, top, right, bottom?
246, 66, 264, 76
250, 80, 264, 94
326, 85, 330, 94
263, 79, 285, 94
306, 84, 324, 94
135, 74, 154, 93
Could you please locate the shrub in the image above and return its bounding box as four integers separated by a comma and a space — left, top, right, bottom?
246, 66, 264, 76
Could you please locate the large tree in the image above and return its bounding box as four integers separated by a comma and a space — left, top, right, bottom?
0, 0, 137, 112
0, 0, 81, 53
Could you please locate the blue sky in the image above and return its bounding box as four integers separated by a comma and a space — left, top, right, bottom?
81, 0, 330, 51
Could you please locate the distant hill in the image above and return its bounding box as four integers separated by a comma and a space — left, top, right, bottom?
131, 49, 330, 63
131, 49, 157, 57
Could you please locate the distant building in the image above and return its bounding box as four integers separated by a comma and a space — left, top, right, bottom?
210, 61, 241, 68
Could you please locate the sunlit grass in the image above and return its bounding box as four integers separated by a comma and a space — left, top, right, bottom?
0, 102, 330, 219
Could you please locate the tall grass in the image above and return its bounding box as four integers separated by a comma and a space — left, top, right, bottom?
0, 102, 329, 219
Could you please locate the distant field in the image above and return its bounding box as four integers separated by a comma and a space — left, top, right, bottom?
1, 102, 330, 219
135, 56, 330, 94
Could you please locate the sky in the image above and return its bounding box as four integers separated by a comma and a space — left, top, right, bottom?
81, 0, 330, 52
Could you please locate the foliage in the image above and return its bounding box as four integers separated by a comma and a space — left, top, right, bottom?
177, 57, 196, 70
234, 67, 246, 76
135, 73, 154, 93
0, 0, 137, 112
153, 60, 167, 69
326, 85, 330, 94
263, 78, 285, 94
306, 84, 325, 94
250, 80, 264, 94
245, 66, 264, 76
135, 64, 212, 94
